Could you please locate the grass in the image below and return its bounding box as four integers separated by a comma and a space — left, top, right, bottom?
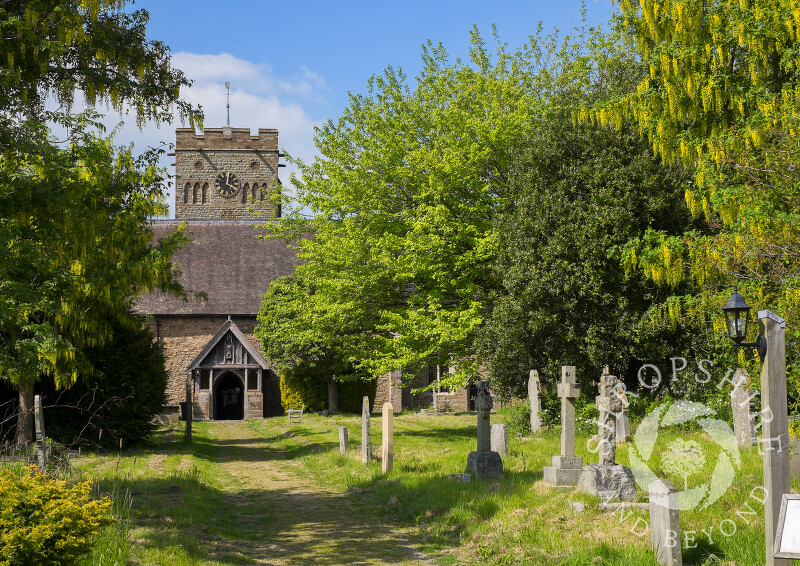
66, 410, 800, 565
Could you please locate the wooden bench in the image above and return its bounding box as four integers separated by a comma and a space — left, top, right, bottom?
287, 404, 304, 425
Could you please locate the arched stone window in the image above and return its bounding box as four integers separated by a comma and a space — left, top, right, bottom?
193, 182, 200, 204
252, 183, 258, 201
183, 183, 190, 204
242, 183, 250, 204
202, 182, 208, 204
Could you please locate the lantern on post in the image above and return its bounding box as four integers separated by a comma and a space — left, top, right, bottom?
721, 287, 767, 360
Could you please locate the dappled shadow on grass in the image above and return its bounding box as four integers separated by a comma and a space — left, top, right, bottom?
398, 425, 475, 442
102, 472, 428, 565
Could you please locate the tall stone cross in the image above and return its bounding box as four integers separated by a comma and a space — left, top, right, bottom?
558, 366, 580, 459
361, 396, 371, 464
528, 370, 541, 433
596, 366, 622, 467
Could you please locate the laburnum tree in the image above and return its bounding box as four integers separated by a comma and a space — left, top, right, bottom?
583, 0, 800, 401
0, 0, 201, 443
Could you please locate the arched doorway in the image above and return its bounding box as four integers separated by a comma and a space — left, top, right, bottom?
215, 372, 244, 420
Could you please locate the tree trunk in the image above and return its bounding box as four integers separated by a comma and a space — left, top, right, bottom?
326, 378, 339, 413
16, 382, 34, 445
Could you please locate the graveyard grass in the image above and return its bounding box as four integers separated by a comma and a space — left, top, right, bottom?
73, 411, 799, 565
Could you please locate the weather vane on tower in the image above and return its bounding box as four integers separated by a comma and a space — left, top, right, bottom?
225, 81, 231, 126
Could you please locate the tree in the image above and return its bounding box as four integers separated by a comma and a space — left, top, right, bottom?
256, 274, 369, 412
479, 113, 699, 394
0, 1, 200, 443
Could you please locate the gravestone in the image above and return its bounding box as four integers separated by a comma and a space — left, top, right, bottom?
614, 383, 632, 443
528, 370, 542, 433
361, 396, 371, 464
339, 426, 349, 455
649, 479, 682, 566
34, 395, 46, 471
731, 368, 758, 448
577, 367, 636, 501
792, 433, 800, 481
543, 366, 583, 486
491, 423, 509, 455
465, 381, 503, 480
382, 403, 393, 474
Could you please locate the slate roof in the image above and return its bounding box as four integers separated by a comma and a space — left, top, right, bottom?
135, 220, 298, 316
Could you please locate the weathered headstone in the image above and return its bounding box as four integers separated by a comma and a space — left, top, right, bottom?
614, 383, 632, 443
528, 370, 541, 433
339, 426, 349, 455
361, 396, 371, 464
649, 479, 682, 566
543, 366, 583, 486
731, 368, 758, 448
465, 381, 504, 480
382, 403, 393, 474
759, 311, 791, 566
577, 367, 636, 501
491, 423, 509, 456
34, 395, 46, 471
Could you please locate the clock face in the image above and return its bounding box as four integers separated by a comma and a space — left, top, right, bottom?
215, 172, 240, 197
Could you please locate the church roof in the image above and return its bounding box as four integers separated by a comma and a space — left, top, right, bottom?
135, 220, 298, 316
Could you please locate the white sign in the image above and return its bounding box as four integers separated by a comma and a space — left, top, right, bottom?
774, 494, 800, 559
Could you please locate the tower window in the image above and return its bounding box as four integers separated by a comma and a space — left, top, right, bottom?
183, 183, 190, 204
194, 160, 203, 170
242, 183, 250, 204
193, 182, 200, 204
202, 182, 208, 204
250, 161, 259, 171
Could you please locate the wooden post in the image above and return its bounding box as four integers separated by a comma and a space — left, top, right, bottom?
382, 403, 393, 474
34, 395, 45, 471
185, 371, 193, 442
759, 311, 791, 566
339, 426, 349, 454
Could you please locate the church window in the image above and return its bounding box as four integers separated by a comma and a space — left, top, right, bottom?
194, 160, 203, 170
200, 369, 210, 390
247, 371, 258, 390
202, 182, 208, 204
242, 183, 250, 204
183, 183, 190, 204
193, 182, 200, 204
250, 161, 259, 170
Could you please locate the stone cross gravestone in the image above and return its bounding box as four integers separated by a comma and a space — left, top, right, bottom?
361, 396, 371, 464
339, 426, 349, 455
543, 366, 583, 486
577, 367, 636, 501
529, 370, 541, 433
731, 368, 758, 448
34, 395, 46, 471
382, 403, 393, 474
465, 381, 503, 480
491, 423, 509, 455
649, 479, 682, 566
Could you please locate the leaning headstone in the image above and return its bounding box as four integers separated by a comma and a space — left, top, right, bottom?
528, 370, 542, 433
731, 368, 758, 448
577, 367, 637, 501
465, 381, 504, 480
491, 423, 509, 455
382, 403, 393, 474
361, 396, 371, 464
614, 383, 632, 443
339, 426, 349, 455
649, 479, 682, 566
34, 395, 46, 471
543, 366, 583, 486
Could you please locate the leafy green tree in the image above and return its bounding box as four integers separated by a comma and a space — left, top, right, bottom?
0, 1, 199, 443
479, 114, 699, 394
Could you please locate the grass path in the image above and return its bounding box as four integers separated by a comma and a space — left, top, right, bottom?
203, 421, 434, 565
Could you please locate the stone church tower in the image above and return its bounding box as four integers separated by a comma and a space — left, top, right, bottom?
136, 126, 297, 421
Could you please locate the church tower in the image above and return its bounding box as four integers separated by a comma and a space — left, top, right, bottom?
174, 126, 282, 220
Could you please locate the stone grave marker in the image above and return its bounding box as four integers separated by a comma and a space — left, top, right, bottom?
731, 368, 758, 448
649, 479, 682, 566
34, 395, 46, 471
543, 366, 583, 486
491, 423, 509, 455
465, 381, 503, 480
382, 403, 393, 474
614, 383, 632, 443
528, 370, 541, 433
361, 396, 371, 464
577, 367, 636, 501
339, 426, 349, 455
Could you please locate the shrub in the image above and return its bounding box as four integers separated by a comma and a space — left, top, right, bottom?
504, 403, 531, 437
0, 467, 113, 565
279, 373, 326, 412
337, 379, 377, 413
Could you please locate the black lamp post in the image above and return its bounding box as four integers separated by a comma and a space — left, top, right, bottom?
721, 286, 767, 360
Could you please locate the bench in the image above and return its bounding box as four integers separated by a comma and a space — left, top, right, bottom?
287, 404, 304, 425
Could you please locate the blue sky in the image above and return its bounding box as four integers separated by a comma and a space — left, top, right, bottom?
117, 0, 617, 215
